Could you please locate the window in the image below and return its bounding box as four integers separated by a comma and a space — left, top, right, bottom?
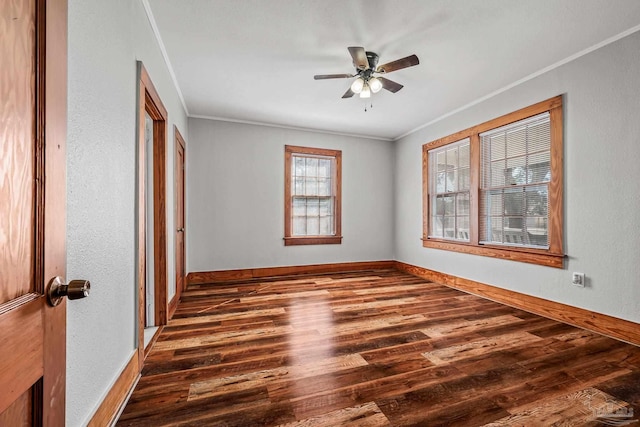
422, 96, 563, 267
428, 139, 471, 241
284, 145, 342, 246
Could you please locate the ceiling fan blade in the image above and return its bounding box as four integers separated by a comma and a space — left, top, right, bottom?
342, 88, 355, 98
314, 73, 354, 80
379, 77, 403, 93
348, 46, 369, 70
376, 54, 419, 73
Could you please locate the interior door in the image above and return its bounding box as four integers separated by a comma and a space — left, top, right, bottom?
175, 129, 186, 293
0, 0, 68, 425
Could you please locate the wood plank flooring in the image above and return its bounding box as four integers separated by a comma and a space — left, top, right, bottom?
117, 269, 640, 426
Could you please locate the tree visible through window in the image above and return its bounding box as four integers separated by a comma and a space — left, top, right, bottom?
284, 145, 342, 246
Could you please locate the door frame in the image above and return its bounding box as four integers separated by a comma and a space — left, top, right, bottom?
174, 126, 186, 301
136, 62, 168, 364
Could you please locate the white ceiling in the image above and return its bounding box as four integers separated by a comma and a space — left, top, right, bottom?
146, 0, 640, 140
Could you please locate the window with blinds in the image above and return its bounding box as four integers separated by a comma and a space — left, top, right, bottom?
284, 145, 342, 246
428, 139, 471, 241
480, 113, 550, 248
421, 96, 564, 267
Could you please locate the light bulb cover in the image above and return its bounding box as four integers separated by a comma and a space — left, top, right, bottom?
359, 84, 371, 98
350, 78, 365, 94
369, 77, 383, 93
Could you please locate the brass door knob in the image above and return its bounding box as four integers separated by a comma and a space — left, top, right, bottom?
47, 277, 91, 306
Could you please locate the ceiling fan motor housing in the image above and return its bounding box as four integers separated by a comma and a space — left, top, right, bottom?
365, 51, 379, 70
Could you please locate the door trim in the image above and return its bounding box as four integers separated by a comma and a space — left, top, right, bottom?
174, 126, 186, 298
136, 62, 168, 366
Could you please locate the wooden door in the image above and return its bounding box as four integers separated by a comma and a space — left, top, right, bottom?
0, 0, 67, 425
174, 128, 186, 294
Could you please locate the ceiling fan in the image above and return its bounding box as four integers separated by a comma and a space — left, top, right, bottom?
314, 46, 419, 99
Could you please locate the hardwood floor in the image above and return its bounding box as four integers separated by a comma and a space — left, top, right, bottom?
117, 269, 640, 426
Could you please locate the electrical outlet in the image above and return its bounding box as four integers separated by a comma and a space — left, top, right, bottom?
572, 272, 585, 287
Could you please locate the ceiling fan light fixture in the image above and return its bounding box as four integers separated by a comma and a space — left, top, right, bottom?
350, 77, 365, 94
359, 83, 371, 98
369, 77, 383, 93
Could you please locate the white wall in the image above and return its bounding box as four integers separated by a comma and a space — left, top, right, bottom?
187, 119, 395, 272
66, 1, 187, 425
394, 31, 640, 323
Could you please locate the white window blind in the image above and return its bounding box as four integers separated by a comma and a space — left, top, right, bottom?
428, 138, 471, 241
479, 112, 551, 248
291, 154, 335, 236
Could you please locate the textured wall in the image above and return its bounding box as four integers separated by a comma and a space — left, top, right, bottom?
187, 119, 395, 272
66, 1, 187, 425
394, 31, 640, 323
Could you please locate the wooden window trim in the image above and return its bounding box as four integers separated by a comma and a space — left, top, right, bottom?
284, 145, 342, 246
422, 96, 564, 268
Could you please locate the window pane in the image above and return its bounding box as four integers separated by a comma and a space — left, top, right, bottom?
307, 198, 319, 216
307, 216, 319, 235
318, 159, 331, 177
319, 197, 332, 216
525, 185, 548, 216
443, 217, 455, 239
528, 154, 550, 183
305, 177, 318, 195
446, 171, 457, 192
436, 172, 446, 193
490, 160, 506, 187
508, 165, 528, 186
488, 192, 503, 216
506, 126, 527, 158
528, 120, 551, 153
504, 189, 524, 216
293, 216, 306, 235
318, 178, 331, 196
488, 216, 504, 243
459, 144, 470, 167
490, 134, 506, 161
456, 193, 470, 215
503, 224, 527, 244
293, 197, 306, 216
458, 167, 470, 190
527, 217, 548, 246
294, 177, 304, 195
434, 195, 446, 216
443, 195, 455, 216
436, 151, 446, 171
457, 216, 470, 241
305, 157, 318, 177
319, 216, 333, 235
431, 215, 443, 238
294, 156, 305, 177
446, 146, 458, 168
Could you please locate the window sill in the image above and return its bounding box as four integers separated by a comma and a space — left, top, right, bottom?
284, 236, 343, 246
422, 238, 564, 268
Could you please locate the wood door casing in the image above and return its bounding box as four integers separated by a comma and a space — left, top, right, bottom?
136, 62, 168, 364
0, 0, 67, 424
174, 127, 186, 296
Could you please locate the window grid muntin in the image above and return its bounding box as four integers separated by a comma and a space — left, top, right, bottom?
291, 153, 335, 236
429, 139, 471, 241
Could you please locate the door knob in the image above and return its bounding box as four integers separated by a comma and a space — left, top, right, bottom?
47, 277, 91, 307
177, 228, 184, 232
